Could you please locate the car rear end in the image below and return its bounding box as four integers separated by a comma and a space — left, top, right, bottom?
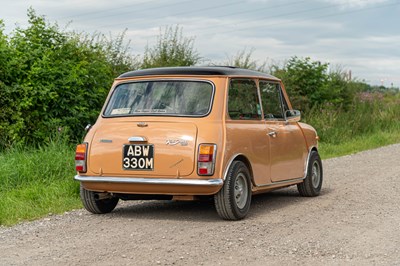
74, 72, 227, 204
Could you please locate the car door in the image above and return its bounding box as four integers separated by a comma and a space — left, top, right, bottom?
225, 78, 271, 185
259, 80, 307, 182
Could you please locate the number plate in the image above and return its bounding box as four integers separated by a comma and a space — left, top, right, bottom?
123, 145, 154, 170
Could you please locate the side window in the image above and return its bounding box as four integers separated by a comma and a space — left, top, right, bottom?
280, 90, 290, 115
228, 79, 261, 120
260, 81, 284, 119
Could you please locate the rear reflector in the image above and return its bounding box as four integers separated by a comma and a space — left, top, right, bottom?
197, 144, 216, 176
75, 143, 87, 172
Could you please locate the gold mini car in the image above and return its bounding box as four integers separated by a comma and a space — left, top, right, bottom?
74, 66, 323, 220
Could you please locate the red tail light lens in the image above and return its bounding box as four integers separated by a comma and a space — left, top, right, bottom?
197, 144, 217, 176
75, 143, 87, 172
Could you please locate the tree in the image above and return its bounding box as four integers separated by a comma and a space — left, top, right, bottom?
0, 9, 138, 148
223, 48, 267, 72
271, 56, 354, 111
141, 26, 201, 68
0, 20, 17, 148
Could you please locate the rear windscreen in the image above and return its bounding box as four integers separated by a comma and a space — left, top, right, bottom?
104, 80, 214, 117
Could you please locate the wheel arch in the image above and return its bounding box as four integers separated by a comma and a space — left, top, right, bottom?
223, 154, 255, 186
303, 146, 319, 178
298, 145, 323, 197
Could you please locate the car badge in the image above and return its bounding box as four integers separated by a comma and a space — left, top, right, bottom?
166, 139, 188, 146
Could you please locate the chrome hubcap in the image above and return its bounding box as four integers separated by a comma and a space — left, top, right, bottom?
311, 161, 321, 188
234, 173, 248, 209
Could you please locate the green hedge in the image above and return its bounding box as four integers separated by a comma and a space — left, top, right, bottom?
0, 9, 136, 149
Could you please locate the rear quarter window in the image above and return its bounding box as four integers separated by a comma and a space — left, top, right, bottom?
228, 79, 261, 120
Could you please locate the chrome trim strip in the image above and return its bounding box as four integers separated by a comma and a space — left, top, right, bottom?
74, 175, 223, 186
255, 177, 305, 187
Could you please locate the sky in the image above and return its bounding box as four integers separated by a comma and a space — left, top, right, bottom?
1, 0, 399, 87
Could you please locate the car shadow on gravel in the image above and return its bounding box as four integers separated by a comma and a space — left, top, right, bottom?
111, 199, 220, 222
106, 187, 332, 222
249, 186, 332, 216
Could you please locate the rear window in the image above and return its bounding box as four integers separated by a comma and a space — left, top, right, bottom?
104, 80, 214, 117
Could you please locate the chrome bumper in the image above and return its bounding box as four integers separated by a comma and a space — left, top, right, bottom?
74, 175, 223, 186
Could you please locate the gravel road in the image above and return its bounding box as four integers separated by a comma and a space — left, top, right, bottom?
1, 144, 400, 266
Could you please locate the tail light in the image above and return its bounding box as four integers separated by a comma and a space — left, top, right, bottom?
197, 144, 217, 176
75, 143, 88, 172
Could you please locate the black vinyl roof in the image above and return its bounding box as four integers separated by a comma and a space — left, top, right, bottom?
118, 66, 278, 80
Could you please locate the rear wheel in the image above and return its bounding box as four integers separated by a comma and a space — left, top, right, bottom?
214, 161, 252, 220
297, 150, 323, 197
80, 184, 119, 214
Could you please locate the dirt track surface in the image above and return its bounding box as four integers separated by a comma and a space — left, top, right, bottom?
1, 144, 400, 265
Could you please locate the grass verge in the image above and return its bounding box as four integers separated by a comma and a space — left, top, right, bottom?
0, 141, 80, 226
319, 130, 400, 159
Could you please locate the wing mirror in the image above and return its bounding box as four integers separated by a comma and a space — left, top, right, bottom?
285, 110, 301, 122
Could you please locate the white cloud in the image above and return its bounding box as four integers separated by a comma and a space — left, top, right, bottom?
319, 0, 390, 9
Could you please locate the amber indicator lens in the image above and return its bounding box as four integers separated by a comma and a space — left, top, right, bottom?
198, 145, 214, 162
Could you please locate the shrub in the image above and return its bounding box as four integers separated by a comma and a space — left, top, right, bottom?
141, 25, 201, 68
271, 56, 355, 111
0, 9, 137, 149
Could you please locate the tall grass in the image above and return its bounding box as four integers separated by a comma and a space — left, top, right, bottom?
0, 140, 80, 226
303, 94, 400, 158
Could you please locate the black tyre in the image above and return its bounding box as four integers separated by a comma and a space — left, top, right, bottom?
80, 184, 119, 214
297, 150, 323, 197
214, 161, 252, 220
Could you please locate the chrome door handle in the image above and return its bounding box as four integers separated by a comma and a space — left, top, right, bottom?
268, 131, 277, 138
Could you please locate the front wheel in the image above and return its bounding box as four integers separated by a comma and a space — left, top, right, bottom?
297, 150, 323, 197
214, 161, 252, 220
80, 184, 119, 214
